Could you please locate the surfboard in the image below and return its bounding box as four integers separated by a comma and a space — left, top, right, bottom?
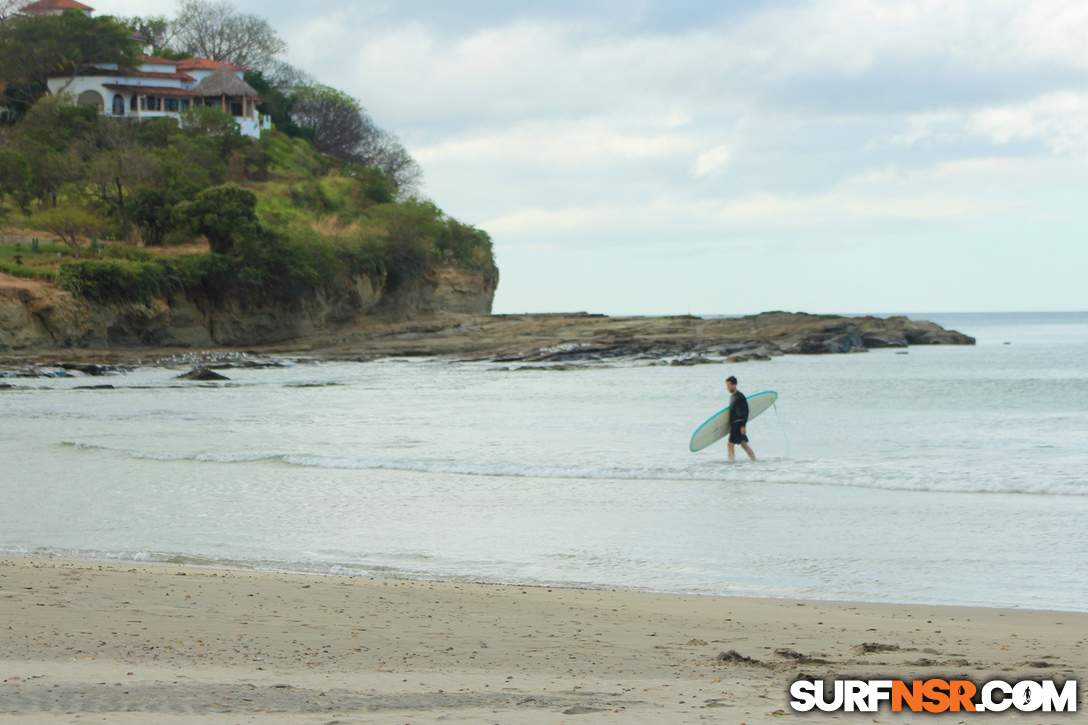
689, 390, 778, 452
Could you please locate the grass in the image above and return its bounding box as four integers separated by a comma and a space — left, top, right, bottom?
0, 240, 72, 281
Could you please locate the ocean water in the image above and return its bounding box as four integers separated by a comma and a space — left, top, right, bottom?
1, 312, 1086, 611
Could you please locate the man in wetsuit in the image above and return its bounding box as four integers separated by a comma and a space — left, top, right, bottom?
725, 376, 756, 461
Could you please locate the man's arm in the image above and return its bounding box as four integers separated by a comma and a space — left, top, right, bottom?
734, 395, 749, 425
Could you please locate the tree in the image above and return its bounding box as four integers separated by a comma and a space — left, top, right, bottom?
289, 85, 379, 164
0, 148, 29, 213
289, 85, 423, 195
172, 0, 285, 71
86, 120, 158, 244
244, 69, 308, 140
22, 145, 82, 206
361, 131, 423, 196
16, 96, 96, 206
129, 187, 176, 247
16, 94, 98, 151
262, 60, 315, 91
36, 206, 105, 258
0, 11, 140, 109
117, 15, 180, 56
178, 106, 246, 160
174, 183, 259, 254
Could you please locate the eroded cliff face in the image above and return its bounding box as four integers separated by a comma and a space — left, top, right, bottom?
0, 265, 498, 351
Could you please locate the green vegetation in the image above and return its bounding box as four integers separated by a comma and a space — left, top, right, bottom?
0, 105, 495, 304
0, 4, 495, 306
0, 112, 496, 304
0, 10, 139, 119
0, 239, 68, 280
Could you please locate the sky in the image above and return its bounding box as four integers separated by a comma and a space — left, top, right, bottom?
94, 0, 1088, 315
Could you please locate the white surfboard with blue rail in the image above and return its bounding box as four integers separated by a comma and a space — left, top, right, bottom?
689, 390, 778, 452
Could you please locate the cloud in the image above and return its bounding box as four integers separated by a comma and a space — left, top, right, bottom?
413, 117, 704, 167
483, 165, 1000, 241
873, 90, 1088, 162
691, 145, 731, 178
282, 0, 1088, 128
969, 92, 1088, 156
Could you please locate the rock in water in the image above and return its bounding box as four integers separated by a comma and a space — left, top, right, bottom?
177, 367, 230, 381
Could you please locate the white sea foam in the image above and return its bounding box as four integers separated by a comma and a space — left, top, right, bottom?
59, 440, 1088, 496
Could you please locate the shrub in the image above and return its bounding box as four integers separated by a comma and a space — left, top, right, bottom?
129, 188, 177, 247
57, 259, 170, 303
175, 183, 260, 254
0, 259, 56, 281
437, 219, 495, 271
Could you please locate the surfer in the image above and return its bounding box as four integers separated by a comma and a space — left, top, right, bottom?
725, 376, 756, 461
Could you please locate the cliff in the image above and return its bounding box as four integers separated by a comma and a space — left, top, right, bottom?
0, 265, 497, 351
0, 269, 975, 363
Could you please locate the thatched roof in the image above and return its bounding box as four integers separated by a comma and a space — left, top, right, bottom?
193, 67, 258, 98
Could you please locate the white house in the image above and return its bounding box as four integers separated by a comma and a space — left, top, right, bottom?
34, 1, 271, 138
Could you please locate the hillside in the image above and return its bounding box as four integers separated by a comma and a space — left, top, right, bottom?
0, 100, 499, 351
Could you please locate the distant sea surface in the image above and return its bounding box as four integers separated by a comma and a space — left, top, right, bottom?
2, 312, 1086, 611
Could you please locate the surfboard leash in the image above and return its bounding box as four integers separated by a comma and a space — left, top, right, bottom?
773, 402, 790, 458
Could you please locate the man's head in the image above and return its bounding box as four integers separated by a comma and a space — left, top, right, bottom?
726, 375, 737, 393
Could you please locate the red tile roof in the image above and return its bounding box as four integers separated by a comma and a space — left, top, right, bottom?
124, 69, 195, 81
175, 57, 246, 72
137, 55, 179, 66
50, 67, 194, 81
103, 84, 201, 98
22, 0, 94, 12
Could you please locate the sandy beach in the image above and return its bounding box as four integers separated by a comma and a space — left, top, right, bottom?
0, 557, 1082, 723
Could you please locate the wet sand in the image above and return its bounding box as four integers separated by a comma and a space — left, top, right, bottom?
0, 556, 1082, 723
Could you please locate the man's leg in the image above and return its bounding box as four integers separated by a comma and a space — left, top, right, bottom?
740, 442, 756, 461
727, 441, 735, 461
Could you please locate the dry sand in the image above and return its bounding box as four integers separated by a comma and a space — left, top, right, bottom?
0, 556, 1082, 724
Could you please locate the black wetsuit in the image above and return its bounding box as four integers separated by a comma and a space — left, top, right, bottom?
728, 391, 749, 444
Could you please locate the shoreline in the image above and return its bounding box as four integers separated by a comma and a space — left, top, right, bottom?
2, 555, 1083, 723
5, 549, 1088, 616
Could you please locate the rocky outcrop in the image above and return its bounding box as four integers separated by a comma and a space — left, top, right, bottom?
313, 310, 975, 362
176, 367, 230, 381
0, 265, 497, 352
1, 268, 973, 364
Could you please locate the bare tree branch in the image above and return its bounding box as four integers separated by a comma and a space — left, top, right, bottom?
172, 0, 286, 71
360, 131, 423, 197
290, 85, 380, 163
290, 85, 424, 195
263, 60, 315, 91
0, 0, 29, 28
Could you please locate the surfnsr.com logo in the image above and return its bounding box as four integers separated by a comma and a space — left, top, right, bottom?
790, 678, 1077, 713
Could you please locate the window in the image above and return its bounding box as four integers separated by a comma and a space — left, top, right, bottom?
180, 100, 190, 110
165, 98, 179, 112
130, 95, 138, 112
112, 94, 125, 116
77, 90, 105, 113
230, 101, 243, 117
